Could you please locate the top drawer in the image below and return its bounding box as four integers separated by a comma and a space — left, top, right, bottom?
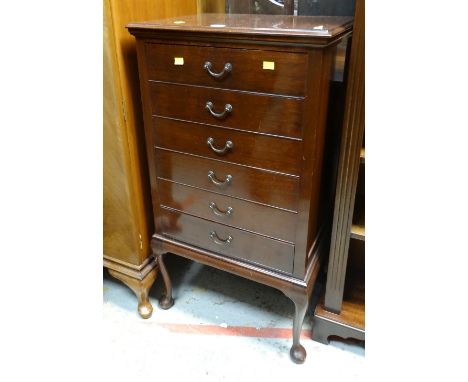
144, 43, 308, 97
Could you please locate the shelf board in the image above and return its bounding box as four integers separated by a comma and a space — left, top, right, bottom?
351, 202, 366, 240
315, 270, 365, 331
360, 147, 365, 163
350, 224, 365, 240
351, 194, 365, 241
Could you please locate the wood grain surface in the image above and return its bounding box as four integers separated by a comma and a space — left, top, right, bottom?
145, 42, 308, 96
155, 149, 300, 212
324, 0, 364, 313
152, 117, 302, 175
128, 14, 353, 43
158, 208, 295, 274
149, 81, 304, 139
104, 0, 198, 267
157, 179, 297, 242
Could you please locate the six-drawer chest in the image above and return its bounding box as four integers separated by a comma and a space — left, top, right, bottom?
128, 13, 353, 363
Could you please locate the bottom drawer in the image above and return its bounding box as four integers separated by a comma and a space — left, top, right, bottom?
159, 209, 294, 274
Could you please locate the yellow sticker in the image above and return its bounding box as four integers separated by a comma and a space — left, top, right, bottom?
173, 20, 185, 24
263, 61, 275, 70
174, 57, 184, 65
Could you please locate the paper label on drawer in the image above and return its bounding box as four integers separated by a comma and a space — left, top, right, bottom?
263, 61, 275, 70
174, 57, 184, 65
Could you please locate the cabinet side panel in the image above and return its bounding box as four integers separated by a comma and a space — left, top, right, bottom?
293, 47, 335, 278
104, 0, 141, 265
306, 45, 336, 255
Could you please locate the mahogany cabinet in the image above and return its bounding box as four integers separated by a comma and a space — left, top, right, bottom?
128, 13, 352, 362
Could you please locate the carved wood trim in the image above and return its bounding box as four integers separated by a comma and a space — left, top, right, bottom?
312, 314, 365, 344
104, 255, 157, 280
324, 0, 365, 312
103, 254, 152, 271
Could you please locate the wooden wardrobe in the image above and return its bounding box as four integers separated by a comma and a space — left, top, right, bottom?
312, 0, 365, 344
103, 0, 198, 318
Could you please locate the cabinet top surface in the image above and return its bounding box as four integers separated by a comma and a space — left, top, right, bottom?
127, 14, 353, 40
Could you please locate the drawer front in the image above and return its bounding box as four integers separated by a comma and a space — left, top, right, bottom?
155, 150, 299, 212
159, 208, 295, 274
158, 179, 297, 243
153, 117, 302, 176
145, 42, 308, 97
149, 82, 303, 139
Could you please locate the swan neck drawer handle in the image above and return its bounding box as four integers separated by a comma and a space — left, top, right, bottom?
207, 170, 232, 187
205, 101, 232, 119
207, 137, 234, 155
209, 202, 233, 217
210, 231, 233, 246
204, 61, 232, 79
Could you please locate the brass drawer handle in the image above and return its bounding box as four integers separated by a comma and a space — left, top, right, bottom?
209, 201, 233, 217
204, 61, 232, 79
205, 101, 232, 119
207, 170, 232, 187
207, 137, 234, 155
210, 231, 233, 246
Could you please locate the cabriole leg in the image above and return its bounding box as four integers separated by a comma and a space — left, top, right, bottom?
151, 238, 175, 310
156, 253, 174, 309
284, 290, 309, 364
108, 267, 157, 319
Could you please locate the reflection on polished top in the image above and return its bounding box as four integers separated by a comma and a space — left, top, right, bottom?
127, 13, 353, 39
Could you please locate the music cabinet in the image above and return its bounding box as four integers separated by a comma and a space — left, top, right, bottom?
128, 13, 353, 363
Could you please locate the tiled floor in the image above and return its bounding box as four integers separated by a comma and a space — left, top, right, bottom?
103, 256, 364, 380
